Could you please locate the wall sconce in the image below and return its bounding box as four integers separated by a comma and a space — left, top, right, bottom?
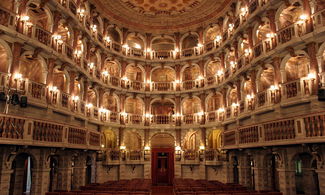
122, 44, 129, 50
266, 33, 275, 39
228, 23, 234, 31
120, 145, 126, 160
13, 73, 23, 90
90, 24, 97, 32
74, 50, 82, 58
199, 145, 205, 161
218, 107, 225, 121
134, 43, 141, 49
240, 7, 248, 16
197, 43, 203, 48
144, 146, 151, 161
99, 107, 108, 121
77, 8, 85, 17
104, 36, 111, 43
215, 35, 222, 43
246, 94, 255, 110
232, 102, 239, 116
175, 146, 182, 161
86, 103, 93, 116
20, 15, 30, 22
307, 73, 316, 80
49, 86, 59, 104
71, 96, 79, 111
244, 48, 251, 57
297, 14, 308, 24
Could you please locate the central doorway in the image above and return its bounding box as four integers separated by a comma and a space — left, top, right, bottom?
151, 133, 175, 186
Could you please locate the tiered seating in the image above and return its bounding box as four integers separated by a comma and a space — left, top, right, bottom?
173, 179, 282, 195
45, 179, 151, 195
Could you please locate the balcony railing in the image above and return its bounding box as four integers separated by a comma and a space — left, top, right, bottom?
0, 114, 100, 149
151, 115, 175, 125
152, 82, 174, 91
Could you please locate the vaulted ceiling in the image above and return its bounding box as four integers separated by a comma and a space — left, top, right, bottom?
92, 0, 232, 34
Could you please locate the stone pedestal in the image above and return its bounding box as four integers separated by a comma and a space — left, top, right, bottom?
277, 169, 295, 195
0, 169, 13, 195
31, 168, 50, 195
57, 167, 72, 191
72, 166, 86, 190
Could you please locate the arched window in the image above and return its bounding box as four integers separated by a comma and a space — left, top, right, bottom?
182, 34, 199, 49
285, 55, 310, 81
125, 98, 143, 114
19, 55, 47, 84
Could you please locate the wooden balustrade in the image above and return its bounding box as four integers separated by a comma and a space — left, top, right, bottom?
183, 114, 195, 124
239, 126, 259, 144
69, 1, 77, 15
182, 48, 195, 57
313, 9, 325, 29
128, 114, 143, 124
152, 115, 174, 124
130, 48, 144, 57
207, 111, 216, 122
183, 80, 195, 90
109, 150, 120, 161
264, 119, 295, 141
207, 76, 216, 85
0, 115, 25, 139
223, 131, 236, 146
131, 81, 143, 90
282, 79, 310, 99
0, 6, 15, 27
205, 150, 215, 161
111, 42, 122, 52
304, 114, 325, 137
277, 24, 295, 44
109, 76, 120, 86
109, 112, 118, 123
257, 90, 267, 107
129, 151, 141, 160
28, 81, 46, 100
33, 121, 63, 142
153, 50, 173, 59
253, 42, 263, 58
89, 132, 100, 146
204, 41, 215, 52
68, 127, 87, 145
152, 82, 173, 91
35, 25, 51, 46
184, 150, 196, 160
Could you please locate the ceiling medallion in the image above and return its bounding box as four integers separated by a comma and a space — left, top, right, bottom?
120, 0, 204, 16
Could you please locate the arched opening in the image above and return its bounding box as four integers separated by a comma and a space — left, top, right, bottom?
225, 50, 237, 73
207, 129, 222, 150
9, 153, 34, 195
206, 60, 223, 84
125, 65, 144, 82
125, 98, 143, 115
205, 26, 222, 43
26, 3, 51, 31
259, 67, 275, 91
228, 88, 238, 106
278, 2, 304, 29
284, 54, 310, 82
102, 60, 120, 78
182, 97, 201, 115
85, 156, 92, 185
151, 99, 175, 124
73, 80, 81, 97
102, 129, 117, 149
102, 93, 119, 112
49, 156, 59, 192
151, 133, 175, 185
53, 69, 68, 93
207, 93, 223, 112
87, 89, 97, 107
106, 27, 121, 43
19, 54, 47, 84
0, 43, 9, 73
182, 34, 198, 49
123, 131, 142, 151
255, 20, 273, 51
126, 35, 144, 50
183, 131, 200, 151
243, 79, 253, 98
292, 153, 320, 195
151, 67, 175, 91
238, 38, 250, 57
152, 37, 175, 51
182, 65, 201, 89
55, 21, 73, 46
89, 50, 99, 73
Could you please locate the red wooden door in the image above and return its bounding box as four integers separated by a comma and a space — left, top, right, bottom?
152, 148, 174, 185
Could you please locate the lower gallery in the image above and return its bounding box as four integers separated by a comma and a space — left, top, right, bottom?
0, 0, 325, 194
